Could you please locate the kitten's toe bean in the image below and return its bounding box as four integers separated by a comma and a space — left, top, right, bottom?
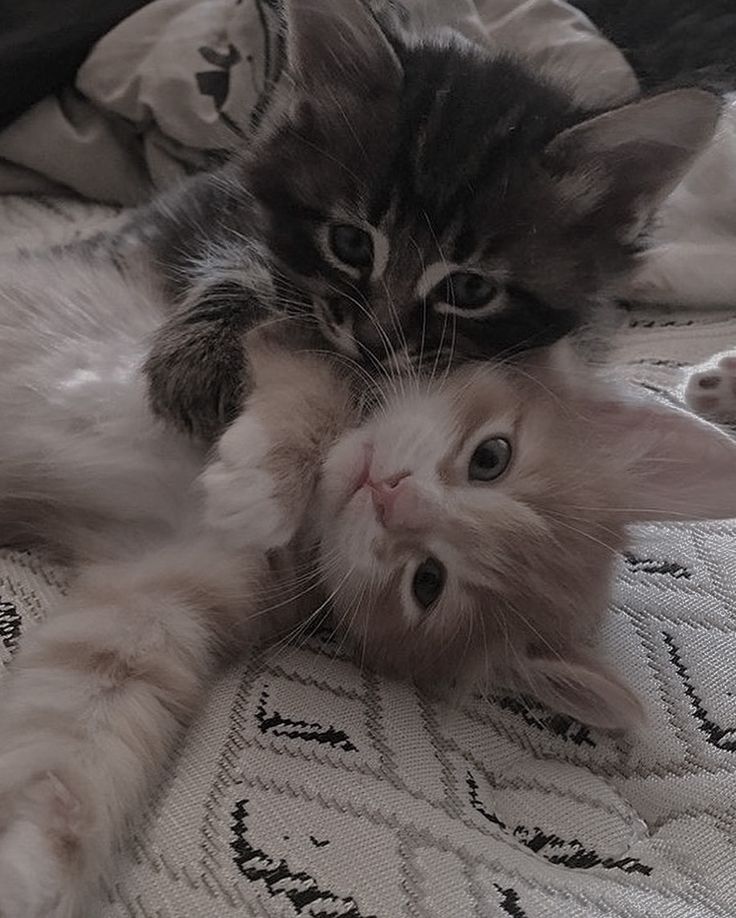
203, 416, 296, 550
685, 354, 736, 424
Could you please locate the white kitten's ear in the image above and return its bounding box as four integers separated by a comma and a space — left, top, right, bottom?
591, 390, 736, 523
524, 654, 644, 731
545, 90, 721, 235
286, 0, 401, 94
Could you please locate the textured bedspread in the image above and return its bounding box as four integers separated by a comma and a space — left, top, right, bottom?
1, 195, 736, 917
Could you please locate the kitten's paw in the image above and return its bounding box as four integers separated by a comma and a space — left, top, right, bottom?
202, 415, 297, 551
685, 354, 736, 425
0, 819, 70, 918
0, 776, 86, 918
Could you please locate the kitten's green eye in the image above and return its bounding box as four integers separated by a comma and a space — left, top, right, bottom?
412, 557, 446, 610
329, 224, 373, 269
469, 437, 512, 482
446, 272, 497, 309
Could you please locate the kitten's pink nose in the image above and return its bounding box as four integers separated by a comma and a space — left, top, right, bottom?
369, 472, 412, 528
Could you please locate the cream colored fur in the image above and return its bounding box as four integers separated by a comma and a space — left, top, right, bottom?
2, 252, 736, 916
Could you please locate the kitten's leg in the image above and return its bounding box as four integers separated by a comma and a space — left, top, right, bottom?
203, 340, 356, 552
627, 242, 736, 307
144, 297, 254, 441
685, 352, 736, 425
0, 539, 270, 918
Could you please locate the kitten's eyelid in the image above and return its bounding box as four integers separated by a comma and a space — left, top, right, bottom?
399, 563, 425, 626
455, 416, 517, 480
434, 288, 508, 320
370, 231, 389, 281
416, 261, 508, 308
400, 550, 449, 623
317, 214, 389, 280
318, 223, 362, 279
415, 260, 465, 301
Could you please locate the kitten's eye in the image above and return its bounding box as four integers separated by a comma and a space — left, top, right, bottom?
329, 224, 373, 269
446, 272, 497, 309
469, 437, 512, 482
412, 557, 446, 610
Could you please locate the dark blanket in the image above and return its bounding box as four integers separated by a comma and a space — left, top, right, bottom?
0, 0, 154, 130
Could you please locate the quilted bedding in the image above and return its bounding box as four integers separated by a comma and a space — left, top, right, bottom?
3, 2, 736, 916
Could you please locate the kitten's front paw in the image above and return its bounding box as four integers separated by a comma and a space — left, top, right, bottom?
685, 354, 736, 425
202, 415, 298, 551
0, 819, 69, 918
0, 776, 86, 918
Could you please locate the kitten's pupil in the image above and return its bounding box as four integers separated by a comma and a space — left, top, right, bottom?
330, 224, 373, 269
412, 557, 446, 610
468, 437, 512, 482
447, 272, 497, 309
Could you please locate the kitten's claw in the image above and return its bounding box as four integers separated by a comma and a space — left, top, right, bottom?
685, 354, 736, 425
202, 415, 298, 551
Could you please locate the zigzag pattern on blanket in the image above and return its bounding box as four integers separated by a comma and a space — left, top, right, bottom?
2, 512, 736, 917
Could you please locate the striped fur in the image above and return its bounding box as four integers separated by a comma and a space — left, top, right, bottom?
138, 0, 719, 440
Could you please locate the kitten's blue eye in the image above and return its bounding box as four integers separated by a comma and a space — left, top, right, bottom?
445, 272, 497, 310
412, 557, 446, 610
329, 224, 373, 269
469, 437, 511, 482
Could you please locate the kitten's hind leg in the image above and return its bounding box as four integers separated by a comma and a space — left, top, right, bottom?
0, 540, 269, 918
626, 242, 736, 308
685, 352, 736, 425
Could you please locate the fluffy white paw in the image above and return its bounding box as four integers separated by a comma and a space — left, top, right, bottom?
202, 415, 297, 551
0, 771, 87, 918
685, 354, 736, 425
0, 817, 71, 918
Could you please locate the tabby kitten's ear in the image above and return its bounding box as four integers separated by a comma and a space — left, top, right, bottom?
545, 89, 722, 238
286, 0, 402, 94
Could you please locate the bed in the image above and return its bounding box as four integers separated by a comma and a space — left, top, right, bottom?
1, 2, 736, 915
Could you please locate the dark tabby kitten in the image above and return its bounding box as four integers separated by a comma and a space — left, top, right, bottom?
139, 0, 719, 439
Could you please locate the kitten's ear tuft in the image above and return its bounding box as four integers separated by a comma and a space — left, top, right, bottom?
524, 654, 645, 731
545, 89, 721, 236
286, 0, 402, 95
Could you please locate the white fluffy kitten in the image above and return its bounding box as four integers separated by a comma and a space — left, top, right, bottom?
2, 251, 736, 916
628, 94, 736, 307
